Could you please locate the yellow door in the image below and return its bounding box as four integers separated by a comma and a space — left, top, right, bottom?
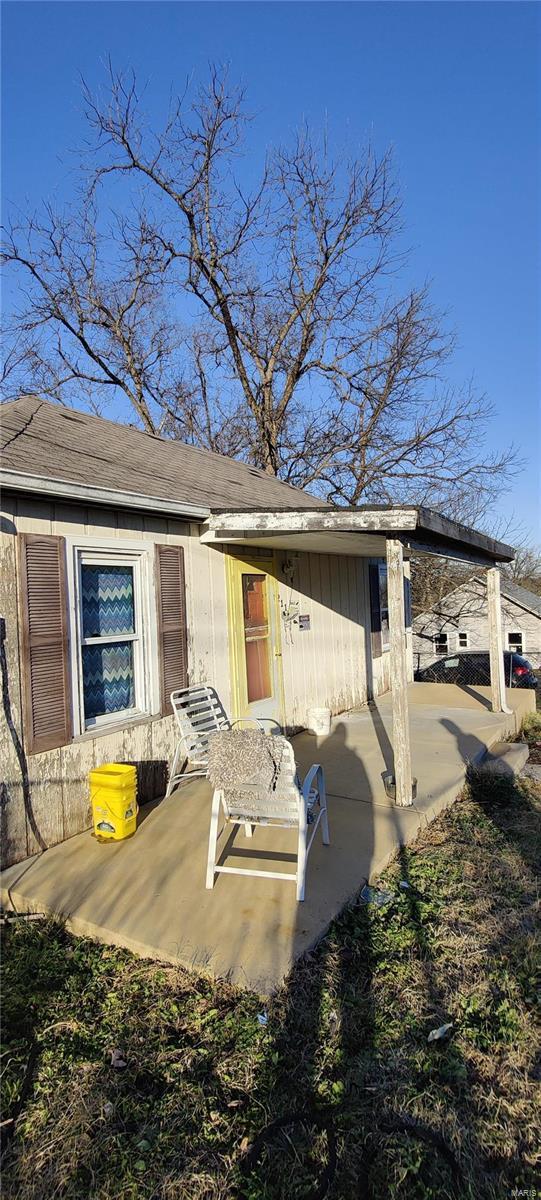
226, 553, 284, 727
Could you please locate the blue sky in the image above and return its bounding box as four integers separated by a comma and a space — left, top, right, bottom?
2, 1, 539, 538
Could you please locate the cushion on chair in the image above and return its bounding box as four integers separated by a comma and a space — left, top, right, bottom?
207, 730, 289, 818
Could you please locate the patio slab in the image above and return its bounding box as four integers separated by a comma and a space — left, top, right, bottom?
1, 684, 533, 995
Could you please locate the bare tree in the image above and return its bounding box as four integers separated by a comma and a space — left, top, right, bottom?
2, 64, 517, 508
503, 544, 541, 595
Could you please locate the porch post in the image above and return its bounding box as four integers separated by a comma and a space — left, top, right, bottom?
386, 538, 413, 807
487, 567, 512, 715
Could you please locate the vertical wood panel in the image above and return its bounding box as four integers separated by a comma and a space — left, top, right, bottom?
0, 521, 28, 867
209, 549, 231, 712
84, 508, 119, 537
386, 539, 412, 807
26, 748, 64, 855
61, 739, 95, 839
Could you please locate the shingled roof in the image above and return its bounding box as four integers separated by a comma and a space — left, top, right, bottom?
1, 396, 324, 514
500, 578, 541, 620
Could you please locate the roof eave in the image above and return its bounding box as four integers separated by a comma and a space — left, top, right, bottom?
203, 506, 515, 564
0, 469, 210, 521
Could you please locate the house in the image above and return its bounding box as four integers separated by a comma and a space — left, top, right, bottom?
413, 575, 541, 670
0, 396, 517, 870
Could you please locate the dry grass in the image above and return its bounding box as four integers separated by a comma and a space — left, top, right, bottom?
1, 772, 540, 1199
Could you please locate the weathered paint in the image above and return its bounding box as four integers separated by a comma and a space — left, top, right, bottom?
487, 569, 512, 716
0, 496, 232, 868
1, 495, 382, 867
275, 551, 370, 729
387, 539, 413, 807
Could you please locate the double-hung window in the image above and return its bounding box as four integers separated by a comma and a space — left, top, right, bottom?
507, 631, 524, 655
18, 532, 188, 754
70, 544, 155, 734
434, 633, 449, 655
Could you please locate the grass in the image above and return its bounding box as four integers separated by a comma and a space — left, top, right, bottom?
1, 772, 540, 1200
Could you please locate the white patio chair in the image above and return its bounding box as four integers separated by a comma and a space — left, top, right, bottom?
165, 683, 281, 797
205, 733, 329, 901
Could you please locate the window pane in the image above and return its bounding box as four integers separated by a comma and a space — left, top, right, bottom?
81, 565, 135, 637
82, 641, 135, 719
242, 573, 271, 702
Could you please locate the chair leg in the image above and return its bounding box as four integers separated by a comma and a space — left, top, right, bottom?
206, 791, 221, 889
320, 788, 330, 847
165, 741, 184, 798
296, 818, 307, 902
244, 823, 254, 838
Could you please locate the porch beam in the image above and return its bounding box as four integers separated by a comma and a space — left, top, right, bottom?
487, 567, 512, 715
386, 538, 413, 807
203, 509, 417, 535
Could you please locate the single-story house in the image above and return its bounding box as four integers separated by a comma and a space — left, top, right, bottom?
1, 395, 516, 870
413, 576, 541, 670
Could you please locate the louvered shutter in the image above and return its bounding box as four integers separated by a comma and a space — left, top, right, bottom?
18, 534, 73, 754
155, 545, 188, 715
368, 562, 382, 659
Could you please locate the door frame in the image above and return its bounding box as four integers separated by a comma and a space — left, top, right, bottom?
225, 549, 285, 727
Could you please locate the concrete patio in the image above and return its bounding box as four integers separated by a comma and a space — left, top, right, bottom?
1, 683, 533, 995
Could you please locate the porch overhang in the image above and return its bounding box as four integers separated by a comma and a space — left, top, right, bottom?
200, 505, 515, 567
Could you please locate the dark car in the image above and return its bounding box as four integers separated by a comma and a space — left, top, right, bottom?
414, 651, 539, 689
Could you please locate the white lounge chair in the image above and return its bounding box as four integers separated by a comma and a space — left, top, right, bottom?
205, 733, 329, 901
166, 683, 280, 797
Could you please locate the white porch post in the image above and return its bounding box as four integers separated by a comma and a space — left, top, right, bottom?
487, 567, 512, 715
386, 538, 413, 807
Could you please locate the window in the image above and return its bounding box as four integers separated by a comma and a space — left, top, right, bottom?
378, 564, 390, 650
69, 542, 158, 735
507, 631, 524, 655
458, 631, 469, 649
434, 633, 449, 655
241, 573, 272, 702
18, 532, 188, 753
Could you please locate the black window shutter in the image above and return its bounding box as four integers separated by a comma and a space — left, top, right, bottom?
155, 545, 188, 715
18, 533, 73, 754
368, 562, 383, 659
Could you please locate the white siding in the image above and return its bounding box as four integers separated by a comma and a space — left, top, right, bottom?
0, 495, 231, 867
276, 552, 369, 727
412, 577, 541, 669
1, 496, 379, 867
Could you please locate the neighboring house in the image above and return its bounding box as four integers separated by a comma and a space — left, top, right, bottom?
413, 576, 541, 669
1, 396, 415, 867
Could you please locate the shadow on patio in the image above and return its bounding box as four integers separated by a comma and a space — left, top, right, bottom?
0, 684, 531, 995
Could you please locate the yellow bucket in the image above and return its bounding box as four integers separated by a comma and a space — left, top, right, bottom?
90, 764, 138, 842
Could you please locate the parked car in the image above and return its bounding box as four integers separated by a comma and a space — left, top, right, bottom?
414, 651, 539, 689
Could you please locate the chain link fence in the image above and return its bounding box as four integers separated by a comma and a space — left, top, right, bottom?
411, 562, 541, 706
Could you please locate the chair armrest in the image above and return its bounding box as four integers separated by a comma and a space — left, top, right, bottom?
230, 718, 283, 733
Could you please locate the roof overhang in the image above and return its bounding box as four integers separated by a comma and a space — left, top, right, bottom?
0, 469, 210, 522
201, 506, 515, 566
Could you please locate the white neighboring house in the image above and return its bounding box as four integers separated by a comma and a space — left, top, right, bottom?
413, 576, 541, 670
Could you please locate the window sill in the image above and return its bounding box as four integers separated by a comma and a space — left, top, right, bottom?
72, 711, 164, 743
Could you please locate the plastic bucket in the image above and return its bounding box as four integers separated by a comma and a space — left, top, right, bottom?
90, 763, 138, 842
307, 707, 332, 736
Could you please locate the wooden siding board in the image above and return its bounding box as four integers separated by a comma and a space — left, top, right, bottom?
61, 739, 94, 839
0, 520, 28, 867
26, 748, 64, 855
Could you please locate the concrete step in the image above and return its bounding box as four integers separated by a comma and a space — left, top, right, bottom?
478, 741, 530, 777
